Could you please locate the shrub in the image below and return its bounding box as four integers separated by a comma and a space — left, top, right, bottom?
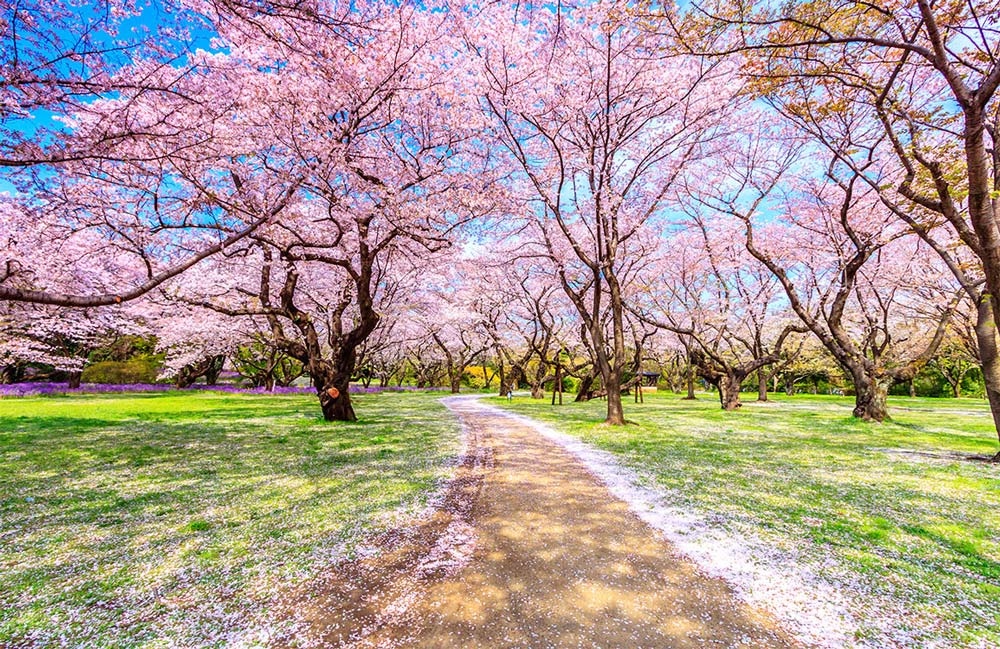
80, 359, 161, 385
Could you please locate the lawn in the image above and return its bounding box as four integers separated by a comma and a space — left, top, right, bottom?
495, 391, 1000, 648
0, 391, 462, 648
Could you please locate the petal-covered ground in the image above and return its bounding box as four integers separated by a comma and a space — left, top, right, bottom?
5, 390, 997, 648
0, 391, 462, 647
280, 396, 802, 648
495, 392, 1000, 648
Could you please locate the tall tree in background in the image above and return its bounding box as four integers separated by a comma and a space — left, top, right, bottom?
475, 3, 734, 424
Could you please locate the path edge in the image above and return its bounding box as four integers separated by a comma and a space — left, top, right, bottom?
476, 397, 857, 649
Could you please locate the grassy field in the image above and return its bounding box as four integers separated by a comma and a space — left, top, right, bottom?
495, 391, 1000, 648
0, 391, 461, 648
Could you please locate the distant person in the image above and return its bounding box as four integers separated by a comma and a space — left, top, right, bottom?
507, 389, 513, 401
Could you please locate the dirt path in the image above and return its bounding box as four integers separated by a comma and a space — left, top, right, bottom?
279, 397, 804, 648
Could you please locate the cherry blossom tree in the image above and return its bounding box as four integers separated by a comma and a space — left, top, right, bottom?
0, 0, 313, 308
631, 220, 804, 410
667, 0, 1000, 449
703, 144, 960, 420
474, 2, 735, 424
0, 300, 148, 387
158, 4, 495, 420
405, 264, 492, 394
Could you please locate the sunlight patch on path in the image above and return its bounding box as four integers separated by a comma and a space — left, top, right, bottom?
477, 400, 856, 649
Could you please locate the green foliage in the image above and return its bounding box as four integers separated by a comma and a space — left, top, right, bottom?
79, 358, 162, 384
230, 342, 304, 387
87, 336, 159, 363
463, 365, 495, 389
889, 364, 985, 398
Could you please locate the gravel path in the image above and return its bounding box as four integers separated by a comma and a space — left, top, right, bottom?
280, 396, 804, 648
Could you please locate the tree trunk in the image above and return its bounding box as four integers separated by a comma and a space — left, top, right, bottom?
531, 383, 544, 399
973, 299, 1000, 451
909, 380, 916, 398
1, 363, 25, 384
575, 373, 595, 402
497, 362, 507, 396
450, 375, 461, 394
500, 364, 522, 397
316, 371, 355, 422
757, 370, 767, 402
604, 371, 626, 425
67, 371, 82, 389
718, 373, 743, 411
852, 373, 889, 422
205, 355, 224, 386
683, 363, 697, 400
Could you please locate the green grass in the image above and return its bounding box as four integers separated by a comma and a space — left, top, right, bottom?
0, 391, 461, 648
495, 391, 1000, 647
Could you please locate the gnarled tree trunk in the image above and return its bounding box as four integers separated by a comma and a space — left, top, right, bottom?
851, 371, 890, 421
713, 373, 743, 411
315, 371, 355, 422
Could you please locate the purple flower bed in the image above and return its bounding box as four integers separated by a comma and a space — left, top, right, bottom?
0, 382, 449, 398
